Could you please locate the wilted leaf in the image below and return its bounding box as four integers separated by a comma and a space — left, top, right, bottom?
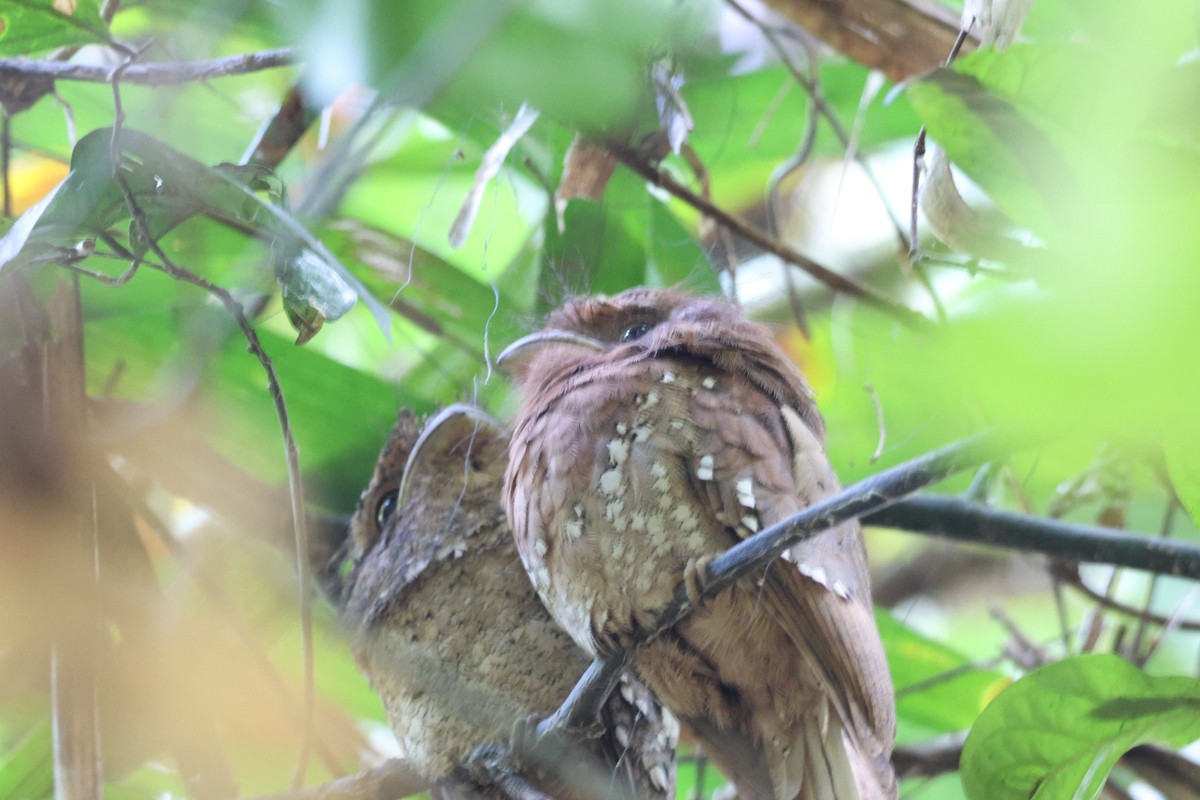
276, 245, 357, 345
961, 654, 1200, 800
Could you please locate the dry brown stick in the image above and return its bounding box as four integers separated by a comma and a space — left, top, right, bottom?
43, 282, 103, 800
606, 142, 929, 328
243, 83, 320, 168
757, 0, 976, 83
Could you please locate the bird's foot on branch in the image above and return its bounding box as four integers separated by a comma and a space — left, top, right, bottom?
683, 554, 717, 606
464, 742, 553, 800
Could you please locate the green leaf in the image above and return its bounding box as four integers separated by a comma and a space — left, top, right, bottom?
961, 654, 1200, 800
1165, 431, 1200, 528
0, 127, 389, 339
323, 220, 524, 358
0, 0, 109, 57
877, 609, 1010, 733
898, 39, 1200, 439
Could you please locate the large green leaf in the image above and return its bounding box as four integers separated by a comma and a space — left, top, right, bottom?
0, 0, 109, 57
285, 0, 685, 132
961, 654, 1200, 800
542, 166, 717, 303
898, 35, 1200, 440
907, 42, 1200, 244
905, 45, 1096, 237
684, 60, 921, 209
78, 268, 417, 508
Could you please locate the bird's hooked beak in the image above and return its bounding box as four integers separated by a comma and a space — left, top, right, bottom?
497, 329, 605, 377
398, 404, 503, 507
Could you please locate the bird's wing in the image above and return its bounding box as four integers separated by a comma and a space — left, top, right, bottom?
684, 379, 896, 799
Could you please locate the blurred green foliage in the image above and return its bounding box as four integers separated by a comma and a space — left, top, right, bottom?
1, 1, 1199, 799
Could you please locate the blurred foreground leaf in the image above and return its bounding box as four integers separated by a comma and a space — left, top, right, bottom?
904, 39, 1200, 438
288, 0, 686, 131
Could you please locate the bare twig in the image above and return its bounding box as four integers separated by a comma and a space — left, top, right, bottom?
606, 142, 929, 329
0, 48, 297, 87
243, 83, 320, 168
1132, 498, 1179, 664
863, 382, 887, 463
1, 113, 10, 217
1052, 564, 1200, 633
44, 282, 103, 800
725, 0, 912, 255
449, 103, 540, 247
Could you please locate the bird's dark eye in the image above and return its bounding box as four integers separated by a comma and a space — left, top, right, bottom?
621, 323, 652, 342
375, 491, 399, 529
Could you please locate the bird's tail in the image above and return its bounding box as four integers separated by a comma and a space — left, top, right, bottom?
771, 713, 897, 800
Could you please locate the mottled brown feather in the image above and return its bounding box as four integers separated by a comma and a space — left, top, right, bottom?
347, 405, 677, 800
504, 289, 897, 800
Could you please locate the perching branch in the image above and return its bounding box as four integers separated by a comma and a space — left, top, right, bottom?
0, 48, 296, 87
538, 428, 1017, 738
251, 759, 429, 800
864, 495, 1200, 580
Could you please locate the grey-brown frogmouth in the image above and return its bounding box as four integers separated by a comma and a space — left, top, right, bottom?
345, 405, 677, 800
501, 289, 897, 800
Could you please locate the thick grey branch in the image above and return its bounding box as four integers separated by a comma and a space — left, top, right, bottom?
865, 495, 1200, 580
0, 48, 296, 86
